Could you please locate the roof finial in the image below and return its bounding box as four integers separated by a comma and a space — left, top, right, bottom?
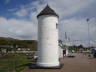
46, 3, 50, 8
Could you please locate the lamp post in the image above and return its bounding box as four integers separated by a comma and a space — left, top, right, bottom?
86, 18, 91, 50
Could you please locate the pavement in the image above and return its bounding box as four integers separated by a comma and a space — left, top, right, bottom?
22, 53, 96, 72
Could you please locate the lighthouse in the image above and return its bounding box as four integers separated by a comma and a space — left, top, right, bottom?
37, 5, 60, 68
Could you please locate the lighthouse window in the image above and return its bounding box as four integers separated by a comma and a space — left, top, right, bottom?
56, 23, 58, 29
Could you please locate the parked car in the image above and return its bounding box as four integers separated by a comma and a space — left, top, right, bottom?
67, 52, 75, 57
33, 52, 38, 59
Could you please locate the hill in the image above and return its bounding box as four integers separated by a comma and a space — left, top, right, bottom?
0, 37, 37, 51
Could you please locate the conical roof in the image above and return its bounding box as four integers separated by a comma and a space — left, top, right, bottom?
37, 5, 59, 18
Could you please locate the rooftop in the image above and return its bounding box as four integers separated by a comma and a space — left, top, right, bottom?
37, 5, 59, 18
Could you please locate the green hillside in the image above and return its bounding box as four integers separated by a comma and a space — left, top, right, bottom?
0, 37, 37, 51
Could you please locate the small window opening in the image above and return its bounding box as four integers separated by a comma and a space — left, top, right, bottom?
56, 23, 58, 29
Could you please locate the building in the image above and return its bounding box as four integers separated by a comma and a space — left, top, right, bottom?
37, 5, 60, 68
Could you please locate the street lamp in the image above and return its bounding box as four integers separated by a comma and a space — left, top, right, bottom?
86, 18, 91, 50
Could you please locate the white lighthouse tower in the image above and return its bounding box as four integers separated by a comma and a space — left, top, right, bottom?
37, 5, 60, 68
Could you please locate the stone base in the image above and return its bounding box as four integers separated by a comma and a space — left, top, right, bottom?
28, 63, 64, 69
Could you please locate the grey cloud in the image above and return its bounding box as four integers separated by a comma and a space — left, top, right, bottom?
59, 17, 96, 46
0, 17, 37, 40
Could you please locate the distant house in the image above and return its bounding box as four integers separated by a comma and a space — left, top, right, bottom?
16, 48, 32, 53
0, 45, 13, 53
0, 37, 38, 53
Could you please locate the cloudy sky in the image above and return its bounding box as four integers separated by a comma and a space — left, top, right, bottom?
0, 0, 96, 46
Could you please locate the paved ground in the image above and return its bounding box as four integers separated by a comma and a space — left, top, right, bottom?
22, 53, 96, 72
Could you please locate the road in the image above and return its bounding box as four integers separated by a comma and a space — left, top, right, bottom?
22, 53, 96, 72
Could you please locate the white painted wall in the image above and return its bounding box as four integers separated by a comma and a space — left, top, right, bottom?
37, 15, 60, 67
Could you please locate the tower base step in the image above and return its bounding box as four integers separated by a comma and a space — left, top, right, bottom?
28, 63, 64, 69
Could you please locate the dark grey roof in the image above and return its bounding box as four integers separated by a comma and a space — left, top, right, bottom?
37, 5, 59, 18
